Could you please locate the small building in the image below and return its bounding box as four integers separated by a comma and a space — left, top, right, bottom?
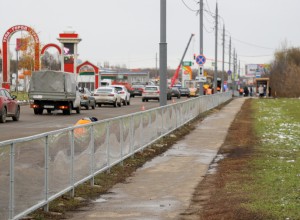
255, 77, 270, 96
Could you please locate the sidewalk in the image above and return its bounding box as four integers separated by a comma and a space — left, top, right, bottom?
68, 98, 246, 220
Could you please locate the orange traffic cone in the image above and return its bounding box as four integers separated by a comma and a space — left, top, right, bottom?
141, 105, 145, 111
172, 98, 175, 103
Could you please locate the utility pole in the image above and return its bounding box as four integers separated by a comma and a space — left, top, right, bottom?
236, 52, 238, 90
221, 25, 225, 92
238, 60, 241, 78
159, 0, 167, 106
198, 0, 204, 96
213, 3, 218, 90
233, 48, 236, 95
229, 37, 231, 89
156, 52, 158, 78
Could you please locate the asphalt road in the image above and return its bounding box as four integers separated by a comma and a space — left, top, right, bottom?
0, 96, 189, 142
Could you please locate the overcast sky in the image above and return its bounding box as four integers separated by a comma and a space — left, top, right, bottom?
1, 0, 300, 73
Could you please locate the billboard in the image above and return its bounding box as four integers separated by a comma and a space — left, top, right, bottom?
245, 64, 270, 77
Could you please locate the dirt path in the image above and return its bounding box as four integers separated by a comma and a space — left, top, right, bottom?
180, 98, 259, 220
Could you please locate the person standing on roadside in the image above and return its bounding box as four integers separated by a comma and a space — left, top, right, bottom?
258, 84, 264, 97
250, 86, 253, 96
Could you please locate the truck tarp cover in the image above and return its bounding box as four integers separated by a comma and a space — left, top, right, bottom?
30, 70, 76, 93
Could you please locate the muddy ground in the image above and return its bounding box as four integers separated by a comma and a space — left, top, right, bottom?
31, 98, 256, 219
180, 98, 258, 220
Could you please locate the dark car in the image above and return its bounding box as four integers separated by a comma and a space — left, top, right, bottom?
131, 85, 145, 97
170, 87, 181, 99
179, 87, 190, 98
79, 87, 96, 110
0, 88, 20, 123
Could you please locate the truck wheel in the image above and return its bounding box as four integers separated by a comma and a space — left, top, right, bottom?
37, 108, 43, 115
0, 107, 7, 123
76, 106, 81, 114
63, 103, 72, 115
34, 109, 39, 115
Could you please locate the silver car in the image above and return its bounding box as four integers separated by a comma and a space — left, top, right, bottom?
142, 86, 160, 102
93, 87, 122, 107
110, 85, 131, 106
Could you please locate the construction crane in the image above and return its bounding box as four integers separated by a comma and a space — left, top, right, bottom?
170, 33, 195, 87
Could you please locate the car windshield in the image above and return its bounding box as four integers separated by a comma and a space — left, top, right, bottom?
113, 87, 123, 92
96, 88, 113, 93
145, 87, 158, 91
132, 85, 144, 88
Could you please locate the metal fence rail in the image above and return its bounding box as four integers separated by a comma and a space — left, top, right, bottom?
0, 92, 231, 220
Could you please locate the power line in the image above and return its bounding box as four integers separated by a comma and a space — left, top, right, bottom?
231, 36, 274, 50
181, 0, 198, 12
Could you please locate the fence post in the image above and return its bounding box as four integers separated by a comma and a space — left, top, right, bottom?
106, 122, 111, 173
130, 115, 134, 158
44, 136, 49, 212
9, 143, 15, 220
120, 119, 124, 166
90, 125, 95, 186
70, 130, 75, 197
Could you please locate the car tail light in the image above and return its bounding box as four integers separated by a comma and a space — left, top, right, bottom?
59, 105, 69, 110
30, 104, 39, 109
119, 91, 125, 94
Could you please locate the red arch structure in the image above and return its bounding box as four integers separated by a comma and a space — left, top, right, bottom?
2, 25, 40, 89
41, 43, 61, 55
76, 61, 99, 88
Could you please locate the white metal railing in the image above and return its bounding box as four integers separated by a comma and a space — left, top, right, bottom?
0, 92, 231, 220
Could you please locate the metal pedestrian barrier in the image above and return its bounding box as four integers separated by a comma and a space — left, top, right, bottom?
0, 92, 231, 220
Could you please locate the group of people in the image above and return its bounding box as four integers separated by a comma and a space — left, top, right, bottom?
238, 84, 270, 98
239, 86, 252, 97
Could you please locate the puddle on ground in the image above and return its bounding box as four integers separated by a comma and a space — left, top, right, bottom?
95, 198, 107, 203
206, 153, 226, 174
142, 143, 217, 170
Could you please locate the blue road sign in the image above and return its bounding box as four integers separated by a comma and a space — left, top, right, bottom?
195, 54, 206, 65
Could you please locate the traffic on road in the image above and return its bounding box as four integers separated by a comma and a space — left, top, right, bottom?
0, 95, 191, 142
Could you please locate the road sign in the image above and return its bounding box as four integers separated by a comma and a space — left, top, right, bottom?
195, 54, 206, 65
182, 61, 193, 66
198, 76, 207, 82
227, 70, 232, 75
